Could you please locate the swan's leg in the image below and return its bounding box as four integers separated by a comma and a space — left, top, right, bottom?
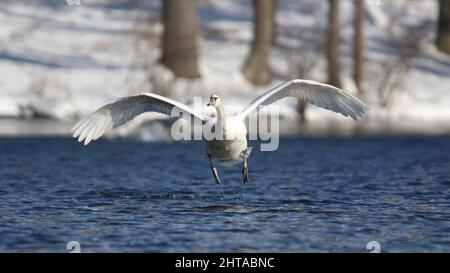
242, 149, 249, 184
207, 153, 222, 185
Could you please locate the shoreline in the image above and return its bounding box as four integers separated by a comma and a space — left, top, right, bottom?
1, 117, 449, 138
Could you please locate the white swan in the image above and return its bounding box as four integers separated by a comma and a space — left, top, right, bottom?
72, 79, 368, 184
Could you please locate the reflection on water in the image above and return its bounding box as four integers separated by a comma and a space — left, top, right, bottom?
0, 136, 450, 252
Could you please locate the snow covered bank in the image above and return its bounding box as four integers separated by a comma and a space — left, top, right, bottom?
0, 0, 449, 138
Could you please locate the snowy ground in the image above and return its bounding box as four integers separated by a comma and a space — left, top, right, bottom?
0, 0, 449, 138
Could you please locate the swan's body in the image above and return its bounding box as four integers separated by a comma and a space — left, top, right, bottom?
204, 115, 248, 165
72, 79, 368, 184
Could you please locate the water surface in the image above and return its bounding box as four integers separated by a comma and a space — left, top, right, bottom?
0, 137, 449, 252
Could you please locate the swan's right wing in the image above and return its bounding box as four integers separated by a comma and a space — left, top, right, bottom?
71, 93, 205, 145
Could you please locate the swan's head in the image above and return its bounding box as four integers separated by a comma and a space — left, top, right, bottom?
207, 94, 222, 107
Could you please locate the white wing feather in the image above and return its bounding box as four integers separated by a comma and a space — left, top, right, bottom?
236, 79, 368, 120
71, 93, 204, 145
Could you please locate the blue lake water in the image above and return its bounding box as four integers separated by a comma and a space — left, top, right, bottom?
0, 136, 449, 252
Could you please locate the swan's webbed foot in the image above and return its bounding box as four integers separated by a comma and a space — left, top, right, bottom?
207, 153, 222, 185
242, 148, 250, 184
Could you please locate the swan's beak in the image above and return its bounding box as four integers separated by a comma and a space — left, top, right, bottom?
207, 96, 218, 106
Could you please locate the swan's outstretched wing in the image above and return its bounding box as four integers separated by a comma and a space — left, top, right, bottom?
236, 79, 368, 120
71, 93, 204, 145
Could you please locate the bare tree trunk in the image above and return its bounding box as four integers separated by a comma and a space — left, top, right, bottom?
437, 0, 450, 54
161, 0, 200, 79
326, 0, 342, 88
272, 0, 278, 46
242, 0, 275, 85
298, 99, 307, 122
353, 0, 365, 93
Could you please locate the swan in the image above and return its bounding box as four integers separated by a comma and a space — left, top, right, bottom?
71, 79, 368, 184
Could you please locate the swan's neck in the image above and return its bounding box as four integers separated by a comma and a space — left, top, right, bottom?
215, 104, 227, 134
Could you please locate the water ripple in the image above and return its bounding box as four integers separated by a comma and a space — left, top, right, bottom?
0, 136, 449, 252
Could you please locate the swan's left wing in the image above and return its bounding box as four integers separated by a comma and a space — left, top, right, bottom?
235, 79, 368, 120
71, 93, 205, 145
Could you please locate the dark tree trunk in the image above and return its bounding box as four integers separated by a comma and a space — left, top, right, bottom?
242, 0, 275, 85
437, 0, 450, 54
298, 99, 307, 122
326, 0, 342, 88
161, 0, 200, 79
353, 0, 365, 93
272, 0, 278, 46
